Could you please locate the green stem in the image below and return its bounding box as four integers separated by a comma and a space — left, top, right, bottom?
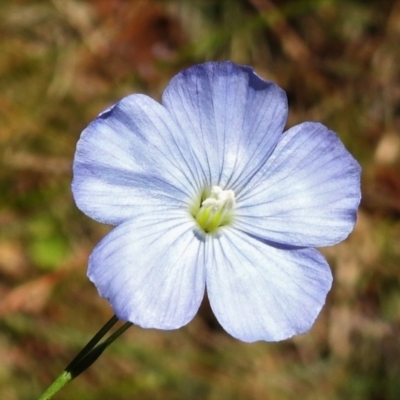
100, 321, 133, 348
65, 314, 118, 372
66, 321, 133, 379
37, 371, 72, 400
37, 315, 130, 400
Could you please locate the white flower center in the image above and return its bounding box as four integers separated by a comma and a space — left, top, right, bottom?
192, 186, 236, 233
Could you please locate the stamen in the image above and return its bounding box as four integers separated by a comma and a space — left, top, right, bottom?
194, 186, 236, 233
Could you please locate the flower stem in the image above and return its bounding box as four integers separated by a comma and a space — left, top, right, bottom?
37, 315, 132, 400
65, 314, 118, 372
66, 321, 133, 379
37, 371, 72, 400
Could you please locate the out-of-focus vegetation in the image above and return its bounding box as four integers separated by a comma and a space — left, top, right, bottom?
1, 0, 400, 399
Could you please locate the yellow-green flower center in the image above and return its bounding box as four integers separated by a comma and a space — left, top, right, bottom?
191, 186, 236, 234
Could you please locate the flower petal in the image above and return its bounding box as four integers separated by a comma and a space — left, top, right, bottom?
236, 122, 361, 247
72, 94, 204, 225
162, 61, 288, 191
206, 229, 332, 342
88, 212, 205, 329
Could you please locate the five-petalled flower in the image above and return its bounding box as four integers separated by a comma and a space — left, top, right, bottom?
72, 61, 361, 342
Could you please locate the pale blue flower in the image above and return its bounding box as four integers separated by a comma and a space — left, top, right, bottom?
72, 61, 361, 342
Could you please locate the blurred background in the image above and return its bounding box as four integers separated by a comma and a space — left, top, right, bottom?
1, 0, 400, 399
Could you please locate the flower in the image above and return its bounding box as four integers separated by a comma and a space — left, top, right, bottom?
72, 61, 361, 342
